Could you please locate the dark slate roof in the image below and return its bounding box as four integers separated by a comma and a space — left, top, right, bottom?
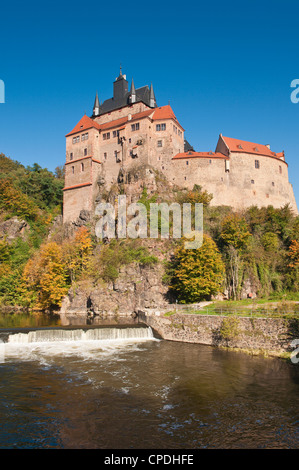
93, 73, 157, 116
98, 86, 155, 115
184, 139, 195, 152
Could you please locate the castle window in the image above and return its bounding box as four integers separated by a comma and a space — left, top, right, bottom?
156, 123, 166, 131
209, 160, 212, 164
272, 182, 275, 186
81, 163, 84, 172
104, 152, 107, 160
71, 166, 74, 174
113, 130, 119, 138
157, 140, 162, 148
186, 161, 189, 165
70, 153, 73, 160
251, 180, 255, 184
84, 148, 87, 156
72, 136, 80, 144
129, 138, 131, 143
279, 165, 282, 174
178, 129, 182, 137
131, 123, 140, 132
173, 125, 177, 134
81, 133, 89, 141
255, 160, 260, 169
103, 132, 110, 140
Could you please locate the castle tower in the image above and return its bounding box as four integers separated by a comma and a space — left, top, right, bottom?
93, 91, 100, 117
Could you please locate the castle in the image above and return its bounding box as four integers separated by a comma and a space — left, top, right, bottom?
63, 69, 298, 222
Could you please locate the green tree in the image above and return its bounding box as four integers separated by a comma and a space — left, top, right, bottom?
169, 235, 225, 303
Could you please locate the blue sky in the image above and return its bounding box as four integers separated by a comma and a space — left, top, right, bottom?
1, 0, 299, 205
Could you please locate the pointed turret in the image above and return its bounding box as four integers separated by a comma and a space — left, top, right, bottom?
149, 83, 156, 108
130, 78, 136, 103
93, 91, 100, 116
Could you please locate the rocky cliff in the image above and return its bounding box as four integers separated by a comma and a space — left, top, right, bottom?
60, 262, 170, 318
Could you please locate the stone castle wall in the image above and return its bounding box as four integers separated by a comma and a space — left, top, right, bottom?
168, 152, 298, 213
138, 311, 299, 356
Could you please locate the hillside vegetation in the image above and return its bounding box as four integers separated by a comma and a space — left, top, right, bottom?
0, 153, 298, 310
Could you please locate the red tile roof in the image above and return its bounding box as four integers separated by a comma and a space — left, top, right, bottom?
152, 105, 176, 121
65, 114, 100, 137
67, 109, 155, 136
222, 136, 285, 160
100, 116, 127, 131
63, 182, 92, 191
152, 105, 184, 129
172, 151, 228, 160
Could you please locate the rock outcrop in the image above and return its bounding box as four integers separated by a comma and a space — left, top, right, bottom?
60, 262, 169, 318
0, 217, 29, 243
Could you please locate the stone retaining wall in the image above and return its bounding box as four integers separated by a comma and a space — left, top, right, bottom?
137, 311, 299, 356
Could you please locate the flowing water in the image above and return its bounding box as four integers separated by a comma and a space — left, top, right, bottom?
0, 313, 298, 449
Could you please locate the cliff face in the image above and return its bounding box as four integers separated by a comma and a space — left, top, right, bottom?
60, 262, 170, 317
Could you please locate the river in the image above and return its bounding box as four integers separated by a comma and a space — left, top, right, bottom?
0, 312, 298, 449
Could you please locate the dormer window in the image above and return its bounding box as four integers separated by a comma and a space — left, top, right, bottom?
238, 144, 243, 149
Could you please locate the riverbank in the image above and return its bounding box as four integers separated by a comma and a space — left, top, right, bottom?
137, 310, 299, 359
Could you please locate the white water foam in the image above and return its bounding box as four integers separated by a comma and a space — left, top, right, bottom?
3, 326, 158, 365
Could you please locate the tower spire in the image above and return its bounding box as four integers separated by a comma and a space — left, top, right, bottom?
149, 83, 156, 108
130, 78, 136, 103
93, 91, 100, 116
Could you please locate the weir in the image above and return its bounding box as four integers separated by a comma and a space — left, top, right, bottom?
0, 324, 154, 344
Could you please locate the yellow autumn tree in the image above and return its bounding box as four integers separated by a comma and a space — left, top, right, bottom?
287, 240, 299, 269
62, 227, 93, 282
23, 242, 69, 310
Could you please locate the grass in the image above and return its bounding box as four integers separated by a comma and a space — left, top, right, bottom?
164, 297, 299, 318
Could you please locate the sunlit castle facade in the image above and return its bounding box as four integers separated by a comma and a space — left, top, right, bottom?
63, 69, 298, 222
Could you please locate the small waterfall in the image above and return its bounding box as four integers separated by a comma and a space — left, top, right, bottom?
7, 325, 154, 344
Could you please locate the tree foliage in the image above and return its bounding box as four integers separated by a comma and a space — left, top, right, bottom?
169, 235, 225, 303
